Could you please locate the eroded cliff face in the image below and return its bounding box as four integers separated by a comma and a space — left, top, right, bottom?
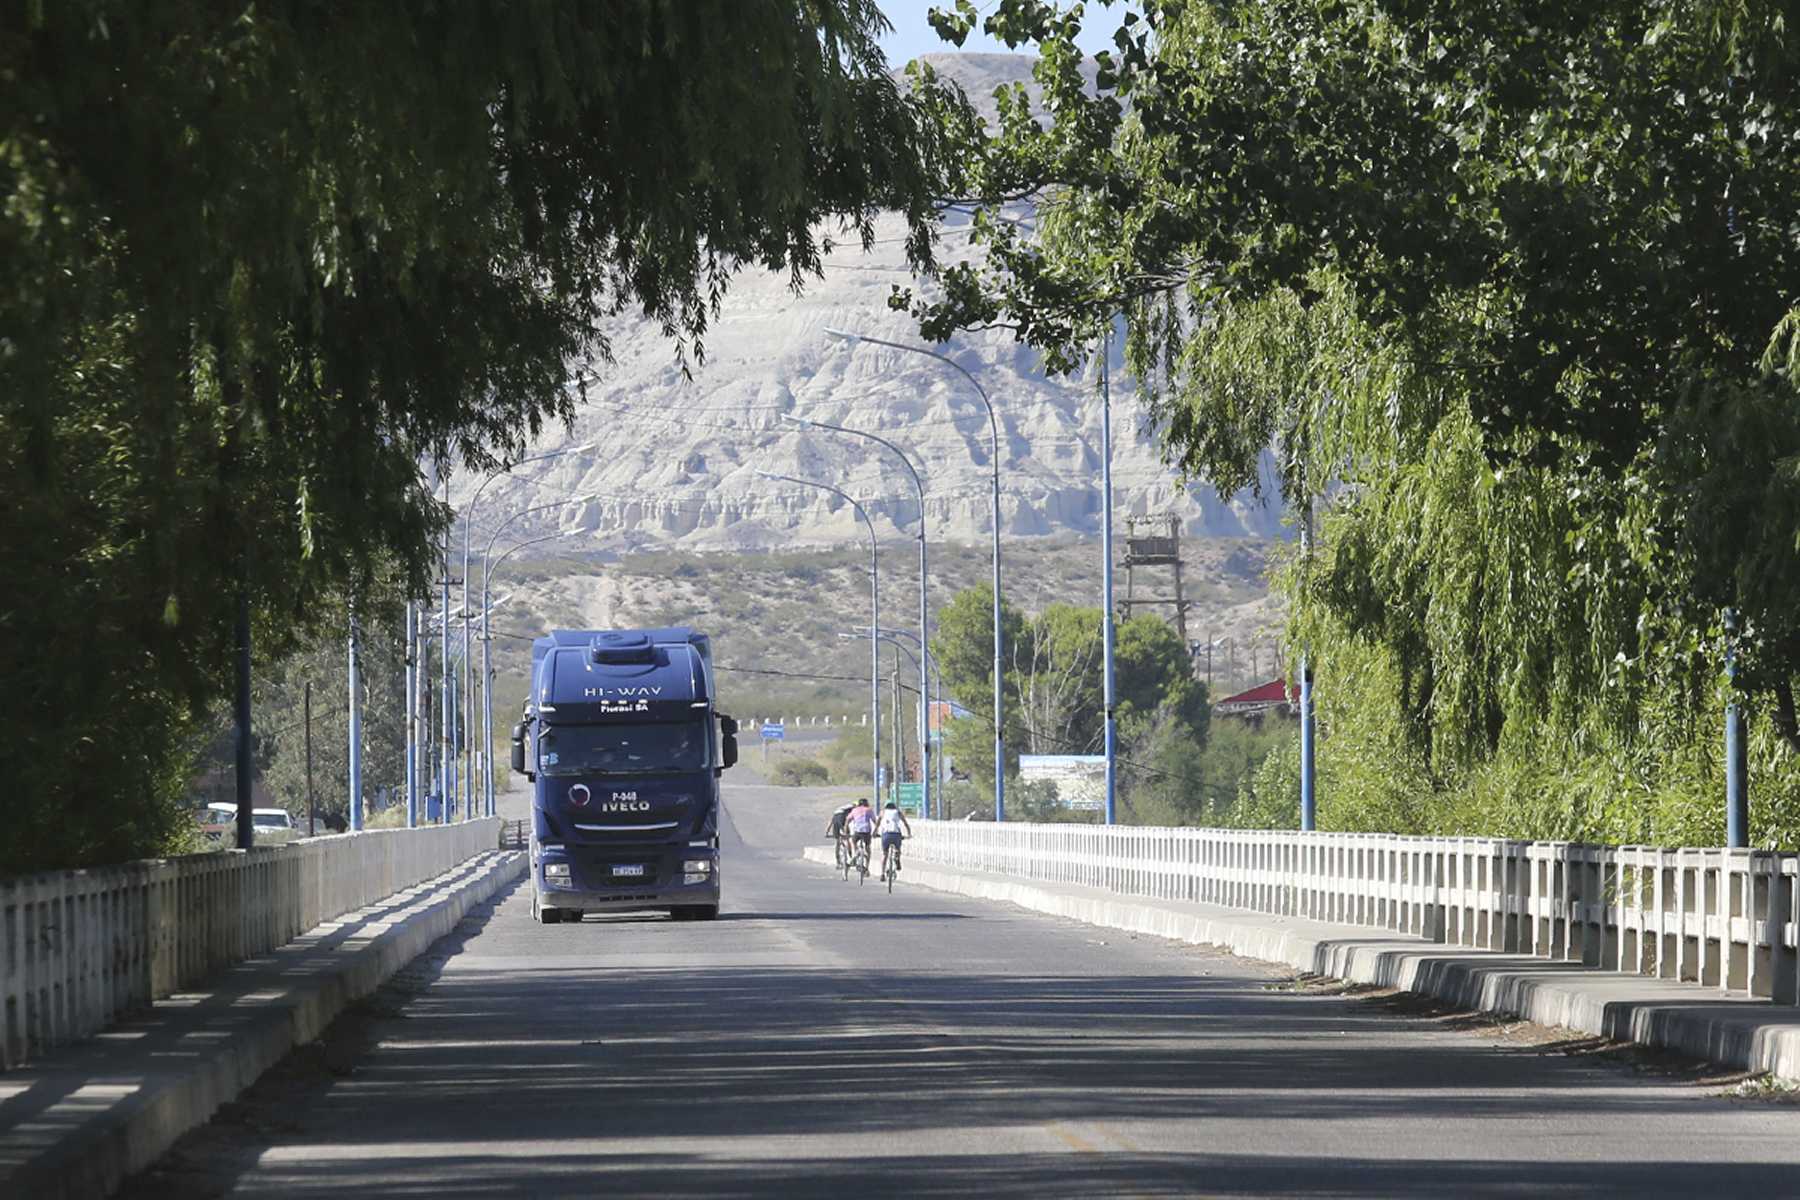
453, 55, 1292, 554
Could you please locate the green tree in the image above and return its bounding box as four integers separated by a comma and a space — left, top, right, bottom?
934, 583, 1030, 793
2, 1, 947, 871
255, 595, 410, 828
1015, 603, 1104, 754
935, 583, 1210, 811
907, 0, 1800, 842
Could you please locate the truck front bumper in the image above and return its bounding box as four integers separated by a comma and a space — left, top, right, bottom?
536, 844, 719, 913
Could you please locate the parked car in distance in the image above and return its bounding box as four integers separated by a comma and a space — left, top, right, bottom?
196, 803, 300, 843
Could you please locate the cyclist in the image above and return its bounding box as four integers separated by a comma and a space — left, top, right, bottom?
845, 798, 877, 868
824, 802, 855, 865
878, 801, 911, 876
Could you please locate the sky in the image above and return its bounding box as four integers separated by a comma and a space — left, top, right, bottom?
875, 0, 1125, 67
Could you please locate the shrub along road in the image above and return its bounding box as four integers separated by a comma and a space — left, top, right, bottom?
121, 784, 1800, 1197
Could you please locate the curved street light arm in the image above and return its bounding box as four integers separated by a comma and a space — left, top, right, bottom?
780, 410, 936, 817
460, 443, 594, 818
479, 527, 573, 817
819, 327, 1003, 821
758, 469, 883, 808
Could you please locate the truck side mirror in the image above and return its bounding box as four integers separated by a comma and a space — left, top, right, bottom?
510, 722, 529, 778
718, 714, 738, 771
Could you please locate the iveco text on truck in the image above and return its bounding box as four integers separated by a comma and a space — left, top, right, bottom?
511, 628, 737, 923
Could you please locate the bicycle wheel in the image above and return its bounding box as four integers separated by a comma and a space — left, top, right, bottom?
886, 859, 895, 893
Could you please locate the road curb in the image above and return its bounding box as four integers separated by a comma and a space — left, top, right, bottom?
1, 850, 526, 1200
801, 845, 1800, 1081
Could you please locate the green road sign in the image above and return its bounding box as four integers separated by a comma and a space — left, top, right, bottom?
890, 782, 925, 815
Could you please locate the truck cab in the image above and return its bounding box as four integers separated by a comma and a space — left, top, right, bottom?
512, 627, 737, 924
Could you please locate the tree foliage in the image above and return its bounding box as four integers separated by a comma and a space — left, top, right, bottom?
933, 583, 1208, 810
254, 584, 411, 829
908, 0, 1800, 841
1, 1, 948, 872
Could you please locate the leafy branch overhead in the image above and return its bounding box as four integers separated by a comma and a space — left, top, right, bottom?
0, 1, 951, 872
905, 1, 1800, 840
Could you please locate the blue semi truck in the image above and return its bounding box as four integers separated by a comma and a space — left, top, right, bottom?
510, 627, 738, 924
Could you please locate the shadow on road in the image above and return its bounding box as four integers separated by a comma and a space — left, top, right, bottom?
133, 957, 1788, 1197
200, 1147, 1793, 1198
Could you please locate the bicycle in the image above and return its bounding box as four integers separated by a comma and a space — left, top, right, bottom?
881, 842, 900, 893
833, 835, 850, 877
851, 838, 870, 885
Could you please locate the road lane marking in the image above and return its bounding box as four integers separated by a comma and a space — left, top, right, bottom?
1047, 1122, 1100, 1153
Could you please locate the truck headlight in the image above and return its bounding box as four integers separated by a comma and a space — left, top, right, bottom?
543, 862, 572, 887
683, 859, 713, 885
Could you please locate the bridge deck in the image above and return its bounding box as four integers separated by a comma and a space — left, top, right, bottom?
114, 784, 1800, 1197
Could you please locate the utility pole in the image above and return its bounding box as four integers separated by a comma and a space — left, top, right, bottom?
348, 602, 363, 831
1299, 502, 1317, 832
423, 636, 437, 823
1100, 329, 1119, 826
305, 680, 315, 837
1726, 608, 1749, 847
405, 602, 418, 828
234, 585, 254, 851
441, 477, 453, 824
891, 653, 902, 803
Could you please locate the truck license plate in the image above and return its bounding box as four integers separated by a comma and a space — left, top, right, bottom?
611, 864, 646, 877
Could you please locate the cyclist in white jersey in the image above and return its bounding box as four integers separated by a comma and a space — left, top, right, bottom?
877, 801, 911, 874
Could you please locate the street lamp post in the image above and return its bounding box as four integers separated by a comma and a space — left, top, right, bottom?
759, 470, 882, 809
868, 632, 924, 805
348, 600, 363, 831
460, 443, 594, 822
867, 626, 946, 818
1099, 332, 1119, 826
405, 601, 418, 827
478, 495, 593, 813
1299, 502, 1317, 832
820, 327, 1006, 821
478, 529, 570, 818
782, 410, 932, 820
441, 475, 453, 824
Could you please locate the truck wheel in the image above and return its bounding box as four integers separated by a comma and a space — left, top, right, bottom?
670, 906, 718, 922
537, 903, 563, 925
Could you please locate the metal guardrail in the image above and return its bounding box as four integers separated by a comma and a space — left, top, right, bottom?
909, 821, 1800, 1004
0, 817, 502, 1070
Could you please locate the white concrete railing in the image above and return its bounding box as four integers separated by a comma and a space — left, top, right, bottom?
910, 821, 1800, 1004
0, 818, 502, 1070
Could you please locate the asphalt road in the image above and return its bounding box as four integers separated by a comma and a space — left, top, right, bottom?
133, 782, 1800, 1198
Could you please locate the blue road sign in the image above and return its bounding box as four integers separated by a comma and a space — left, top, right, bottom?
761, 723, 785, 741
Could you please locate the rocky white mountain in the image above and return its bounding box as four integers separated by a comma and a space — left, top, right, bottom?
452, 55, 1292, 556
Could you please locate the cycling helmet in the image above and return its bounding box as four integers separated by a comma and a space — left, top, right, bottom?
884, 801, 897, 809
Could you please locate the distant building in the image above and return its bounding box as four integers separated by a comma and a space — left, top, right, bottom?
1018, 754, 1107, 811
1213, 679, 1298, 721
928, 699, 972, 743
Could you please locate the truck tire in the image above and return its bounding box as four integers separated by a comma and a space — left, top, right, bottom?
675, 905, 719, 922
536, 902, 563, 925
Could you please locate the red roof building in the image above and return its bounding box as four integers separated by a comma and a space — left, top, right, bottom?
1214, 679, 1297, 717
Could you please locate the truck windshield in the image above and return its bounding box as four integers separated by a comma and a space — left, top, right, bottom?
537, 721, 709, 777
